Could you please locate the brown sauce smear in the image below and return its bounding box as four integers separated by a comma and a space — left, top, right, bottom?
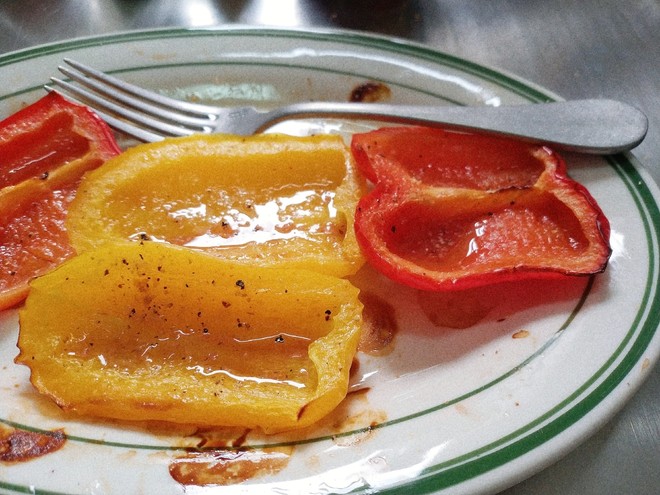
169, 427, 292, 486
512, 329, 530, 339
349, 82, 391, 103
331, 410, 387, 447
191, 427, 251, 449
0, 426, 66, 462
358, 291, 398, 355
169, 446, 292, 486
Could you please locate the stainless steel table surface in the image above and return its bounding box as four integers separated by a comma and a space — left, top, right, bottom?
1, 1, 658, 494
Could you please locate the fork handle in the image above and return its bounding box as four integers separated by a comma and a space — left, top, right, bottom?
264, 99, 647, 154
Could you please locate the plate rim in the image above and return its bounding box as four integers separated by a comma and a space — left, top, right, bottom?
0, 25, 561, 103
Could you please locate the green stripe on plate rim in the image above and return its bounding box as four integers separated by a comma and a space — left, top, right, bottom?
0, 274, 592, 451
1, 60, 466, 107
373, 153, 660, 494
0, 27, 554, 103
1, 28, 658, 495
0, 27, 594, 447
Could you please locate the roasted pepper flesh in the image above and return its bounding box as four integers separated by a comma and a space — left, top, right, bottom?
16, 241, 363, 432
67, 133, 365, 277
0, 93, 121, 309
352, 126, 611, 291
351, 126, 546, 190
1, 111, 93, 189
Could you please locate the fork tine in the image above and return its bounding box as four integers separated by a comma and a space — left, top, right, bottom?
57, 66, 215, 130
45, 85, 165, 142
63, 58, 220, 117
49, 77, 194, 138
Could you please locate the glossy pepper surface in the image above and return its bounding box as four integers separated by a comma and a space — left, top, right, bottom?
67, 133, 365, 277
351, 126, 611, 291
0, 93, 121, 309
17, 241, 363, 433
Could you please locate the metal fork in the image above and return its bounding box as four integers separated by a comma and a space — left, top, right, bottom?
47, 58, 648, 154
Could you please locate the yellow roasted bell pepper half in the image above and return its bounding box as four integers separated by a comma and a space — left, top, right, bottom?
16, 241, 363, 432
66, 133, 366, 277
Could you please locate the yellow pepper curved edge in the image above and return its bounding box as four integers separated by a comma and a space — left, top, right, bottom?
66, 133, 366, 278
16, 240, 363, 433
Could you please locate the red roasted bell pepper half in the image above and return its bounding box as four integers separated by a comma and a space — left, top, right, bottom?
0, 92, 121, 309
351, 126, 611, 291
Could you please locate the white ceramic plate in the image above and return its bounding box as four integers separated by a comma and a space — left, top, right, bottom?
1, 27, 659, 495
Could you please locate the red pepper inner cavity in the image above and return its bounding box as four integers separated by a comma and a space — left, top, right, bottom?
0, 112, 91, 189
383, 189, 590, 273
356, 130, 546, 190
